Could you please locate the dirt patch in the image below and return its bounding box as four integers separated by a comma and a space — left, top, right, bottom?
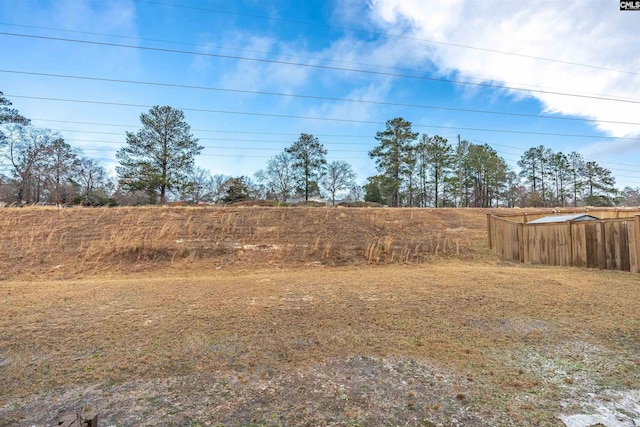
2, 356, 493, 427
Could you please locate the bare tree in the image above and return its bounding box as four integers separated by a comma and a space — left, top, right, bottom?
321, 160, 356, 205
46, 139, 79, 205
76, 157, 108, 205
179, 166, 215, 203
255, 152, 296, 202
211, 174, 232, 204
3, 125, 57, 203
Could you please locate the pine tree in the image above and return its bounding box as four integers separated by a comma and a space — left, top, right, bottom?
116, 106, 202, 204
369, 117, 418, 207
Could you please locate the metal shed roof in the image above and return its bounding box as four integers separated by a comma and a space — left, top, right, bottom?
527, 214, 599, 224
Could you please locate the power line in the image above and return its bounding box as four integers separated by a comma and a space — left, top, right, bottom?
46, 131, 640, 172
49, 131, 383, 146
64, 138, 369, 153
31, 119, 374, 137
56, 134, 639, 177
26, 126, 640, 171
3, 32, 640, 105
466, 138, 640, 173
33, 119, 458, 139
131, 0, 640, 77
72, 141, 640, 177
9, 94, 640, 141
5, 69, 640, 127
3, 22, 635, 102
0, 22, 496, 86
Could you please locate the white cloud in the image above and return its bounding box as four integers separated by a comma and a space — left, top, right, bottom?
53, 0, 136, 34
363, 0, 640, 146
305, 80, 393, 125
205, 31, 315, 93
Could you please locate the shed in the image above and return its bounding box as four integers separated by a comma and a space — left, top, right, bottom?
526, 213, 599, 224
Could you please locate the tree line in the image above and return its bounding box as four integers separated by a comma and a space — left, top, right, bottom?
0, 93, 636, 207
364, 117, 621, 208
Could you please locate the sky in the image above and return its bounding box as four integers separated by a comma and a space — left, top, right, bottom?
1, 0, 639, 189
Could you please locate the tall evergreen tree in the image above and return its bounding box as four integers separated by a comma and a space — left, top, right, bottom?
222, 176, 251, 204
421, 134, 454, 207
0, 91, 30, 145
116, 106, 202, 204
583, 161, 616, 206
466, 144, 508, 207
369, 117, 418, 207
548, 151, 570, 207
568, 151, 586, 207
518, 146, 543, 206
455, 138, 471, 207
285, 133, 327, 201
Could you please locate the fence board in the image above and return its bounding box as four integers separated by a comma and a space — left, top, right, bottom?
631, 216, 640, 273
571, 222, 587, 267
487, 215, 521, 261
488, 210, 640, 274
522, 223, 571, 266
620, 222, 630, 272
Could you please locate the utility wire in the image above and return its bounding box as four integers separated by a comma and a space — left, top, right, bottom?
3, 22, 635, 102
3, 32, 640, 105
70, 144, 640, 179
466, 138, 640, 174
53, 131, 640, 176
5, 69, 640, 127
9, 94, 640, 141
31, 119, 386, 138
43, 127, 640, 171
33, 127, 640, 172
64, 138, 367, 153
132, 0, 640, 77
47, 131, 400, 146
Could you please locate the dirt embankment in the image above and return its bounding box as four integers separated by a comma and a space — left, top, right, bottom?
0, 206, 492, 279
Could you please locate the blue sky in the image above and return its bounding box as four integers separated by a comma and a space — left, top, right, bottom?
1, 0, 639, 188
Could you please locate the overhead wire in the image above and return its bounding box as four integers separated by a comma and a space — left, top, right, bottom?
47, 128, 640, 179
29, 119, 392, 138
3, 32, 640, 105
8, 94, 640, 141
30, 125, 640, 170
2, 22, 637, 102
131, 0, 640, 77
4, 69, 640, 127
2, 9, 638, 187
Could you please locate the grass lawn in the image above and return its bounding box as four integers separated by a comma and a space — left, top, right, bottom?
1, 261, 639, 426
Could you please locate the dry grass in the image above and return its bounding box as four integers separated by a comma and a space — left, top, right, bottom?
0, 206, 638, 426
0, 206, 489, 279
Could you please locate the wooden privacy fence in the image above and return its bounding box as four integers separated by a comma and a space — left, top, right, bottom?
487, 209, 640, 273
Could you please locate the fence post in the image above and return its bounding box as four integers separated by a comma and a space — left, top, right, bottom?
487, 214, 492, 250
567, 220, 574, 267
634, 215, 640, 273
518, 222, 525, 262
